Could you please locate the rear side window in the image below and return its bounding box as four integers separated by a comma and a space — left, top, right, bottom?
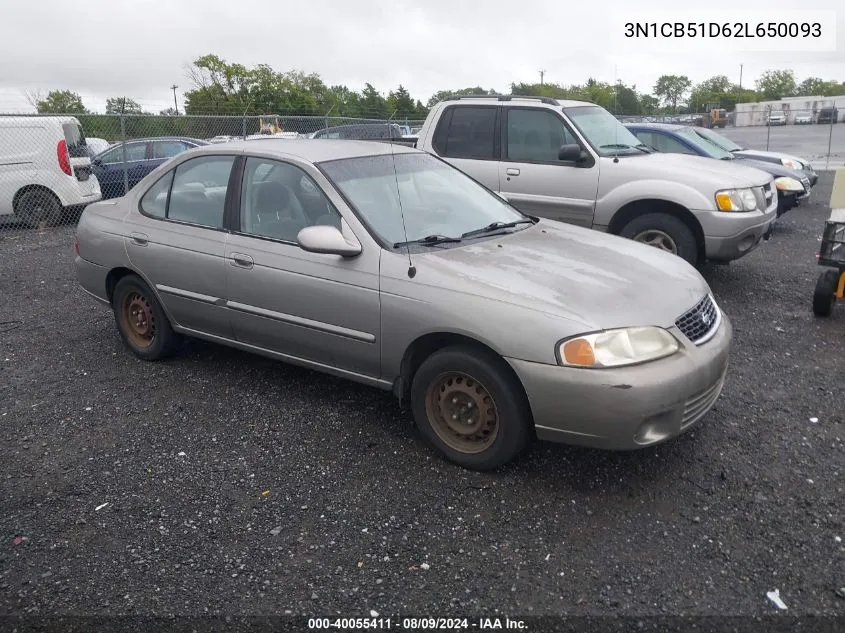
433, 106, 497, 160
63, 123, 88, 158
139, 171, 174, 218
167, 156, 235, 228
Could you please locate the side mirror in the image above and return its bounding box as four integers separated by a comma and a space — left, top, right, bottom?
558, 144, 587, 163
297, 224, 362, 258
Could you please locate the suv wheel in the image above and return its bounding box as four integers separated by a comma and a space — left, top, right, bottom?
15, 189, 63, 228
620, 213, 698, 266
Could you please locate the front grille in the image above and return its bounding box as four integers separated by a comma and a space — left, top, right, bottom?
682, 366, 727, 428
674, 294, 720, 345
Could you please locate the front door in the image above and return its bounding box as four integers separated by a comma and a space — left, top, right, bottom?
224, 156, 381, 378
497, 107, 599, 227
94, 141, 148, 198
124, 154, 237, 339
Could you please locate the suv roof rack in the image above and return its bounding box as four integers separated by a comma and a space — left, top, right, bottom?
443, 94, 560, 106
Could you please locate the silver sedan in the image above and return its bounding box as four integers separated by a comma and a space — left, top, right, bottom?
74, 140, 732, 470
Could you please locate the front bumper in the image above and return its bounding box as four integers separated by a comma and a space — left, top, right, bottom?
506, 314, 732, 450
698, 198, 778, 261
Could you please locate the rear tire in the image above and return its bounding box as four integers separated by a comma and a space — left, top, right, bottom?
619, 212, 699, 266
15, 189, 63, 228
410, 346, 532, 471
112, 275, 180, 360
812, 270, 839, 317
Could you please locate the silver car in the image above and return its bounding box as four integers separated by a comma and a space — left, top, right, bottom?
74, 140, 732, 471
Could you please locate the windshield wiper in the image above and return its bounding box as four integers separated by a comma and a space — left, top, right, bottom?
393, 234, 462, 248
600, 143, 650, 154
461, 218, 535, 239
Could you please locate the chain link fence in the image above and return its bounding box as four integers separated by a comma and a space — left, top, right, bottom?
0, 113, 424, 237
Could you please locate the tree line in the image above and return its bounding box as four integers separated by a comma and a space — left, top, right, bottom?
23, 54, 845, 139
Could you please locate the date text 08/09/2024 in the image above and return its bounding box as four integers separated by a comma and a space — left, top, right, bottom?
307, 617, 527, 630
624, 22, 822, 38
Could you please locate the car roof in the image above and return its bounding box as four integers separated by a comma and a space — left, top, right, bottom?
625, 122, 689, 132
319, 123, 399, 132
117, 136, 207, 143
196, 138, 420, 163
440, 96, 595, 108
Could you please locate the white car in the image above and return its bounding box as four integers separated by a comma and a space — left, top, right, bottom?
0, 116, 101, 227
794, 113, 813, 124
86, 137, 111, 156
767, 112, 787, 126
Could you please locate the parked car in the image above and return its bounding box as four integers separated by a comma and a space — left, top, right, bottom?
91, 137, 209, 199
767, 111, 787, 126
0, 115, 101, 227
85, 137, 112, 156
794, 112, 813, 125
311, 123, 405, 140
817, 107, 839, 124
74, 139, 732, 470
688, 125, 817, 187
411, 95, 777, 266
625, 123, 810, 216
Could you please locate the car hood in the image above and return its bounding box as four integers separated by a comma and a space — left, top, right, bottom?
733, 148, 810, 169
621, 152, 773, 188
411, 220, 710, 331
733, 157, 807, 181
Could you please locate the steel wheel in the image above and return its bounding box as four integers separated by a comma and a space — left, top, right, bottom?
424, 371, 499, 454
121, 291, 156, 349
632, 229, 678, 254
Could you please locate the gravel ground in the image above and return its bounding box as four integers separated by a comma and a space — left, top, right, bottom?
1, 175, 843, 623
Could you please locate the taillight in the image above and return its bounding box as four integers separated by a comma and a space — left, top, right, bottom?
57, 140, 72, 176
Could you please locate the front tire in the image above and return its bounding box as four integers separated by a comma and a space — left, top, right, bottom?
15, 189, 63, 228
619, 212, 699, 266
112, 275, 180, 360
410, 346, 532, 471
812, 270, 839, 317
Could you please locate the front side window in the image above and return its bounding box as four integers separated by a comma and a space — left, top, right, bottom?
320, 152, 526, 247
642, 132, 698, 155
239, 157, 341, 242
153, 140, 190, 159
504, 109, 577, 162
564, 105, 645, 156
167, 156, 235, 228
435, 106, 497, 160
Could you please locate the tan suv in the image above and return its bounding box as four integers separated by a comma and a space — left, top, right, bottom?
413, 95, 778, 266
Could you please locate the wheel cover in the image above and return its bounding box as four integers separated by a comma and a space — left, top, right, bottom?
633, 229, 678, 254
424, 371, 499, 454
121, 291, 156, 349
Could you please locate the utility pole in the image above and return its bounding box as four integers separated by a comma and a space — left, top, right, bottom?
539, 70, 545, 85
170, 84, 179, 115
739, 64, 743, 91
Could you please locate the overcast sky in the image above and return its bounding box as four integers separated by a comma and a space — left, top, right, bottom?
0, 0, 842, 113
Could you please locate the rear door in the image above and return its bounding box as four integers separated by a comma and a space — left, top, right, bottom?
429, 105, 500, 192
62, 121, 98, 198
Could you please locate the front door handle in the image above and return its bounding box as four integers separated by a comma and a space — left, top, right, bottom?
130, 232, 148, 246
231, 253, 254, 269
506, 168, 520, 176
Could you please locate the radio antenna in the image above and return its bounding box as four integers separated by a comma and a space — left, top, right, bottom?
387, 108, 415, 278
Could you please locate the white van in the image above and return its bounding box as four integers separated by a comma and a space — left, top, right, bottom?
0, 116, 102, 227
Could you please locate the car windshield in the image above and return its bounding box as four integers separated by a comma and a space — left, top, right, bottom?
693, 127, 742, 152
675, 128, 735, 159
564, 105, 647, 156
320, 152, 528, 247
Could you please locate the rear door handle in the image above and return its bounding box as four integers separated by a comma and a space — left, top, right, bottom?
506, 168, 520, 176
130, 232, 148, 246
231, 253, 254, 269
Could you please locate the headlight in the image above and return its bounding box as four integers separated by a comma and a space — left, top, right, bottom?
557, 326, 680, 369
781, 158, 802, 170
715, 188, 757, 212
774, 176, 804, 192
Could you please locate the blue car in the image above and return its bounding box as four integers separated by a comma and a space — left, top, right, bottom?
625, 123, 810, 216
92, 137, 209, 199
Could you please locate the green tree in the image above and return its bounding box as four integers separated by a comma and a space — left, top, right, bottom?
34, 90, 88, 114
613, 82, 641, 115
427, 86, 496, 107
387, 85, 416, 119
359, 83, 388, 118
639, 94, 660, 113
653, 75, 692, 113
105, 97, 144, 114
755, 69, 796, 100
